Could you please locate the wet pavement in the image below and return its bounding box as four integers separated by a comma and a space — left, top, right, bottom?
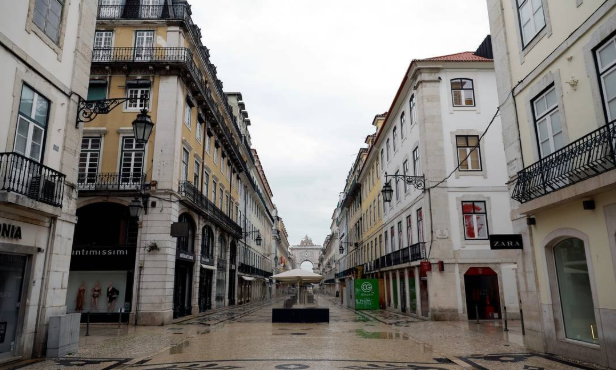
9, 296, 607, 370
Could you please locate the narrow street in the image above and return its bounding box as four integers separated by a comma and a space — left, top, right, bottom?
14, 297, 598, 370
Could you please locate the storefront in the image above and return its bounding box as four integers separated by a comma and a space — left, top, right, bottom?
198, 226, 215, 312
215, 234, 227, 309
68, 203, 137, 323
463, 267, 502, 320
173, 213, 195, 319
0, 253, 28, 361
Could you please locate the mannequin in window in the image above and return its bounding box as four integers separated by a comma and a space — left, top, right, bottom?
107, 282, 119, 312
91, 281, 101, 311
75, 282, 86, 312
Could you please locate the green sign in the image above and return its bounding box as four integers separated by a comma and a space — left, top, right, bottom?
355, 279, 380, 310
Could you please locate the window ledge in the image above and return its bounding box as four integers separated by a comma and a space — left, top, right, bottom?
25, 19, 64, 62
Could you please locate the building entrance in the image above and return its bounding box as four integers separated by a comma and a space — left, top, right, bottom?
464, 267, 502, 320
0, 254, 27, 359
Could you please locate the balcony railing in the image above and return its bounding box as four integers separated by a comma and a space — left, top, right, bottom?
77, 172, 145, 191
92, 47, 192, 63
96, 4, 244, 171
0, 152, 65, 207
179, 181, 242, 238
512, 121, 616, 203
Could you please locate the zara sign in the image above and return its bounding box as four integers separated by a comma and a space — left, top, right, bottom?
489, 234, 523, 250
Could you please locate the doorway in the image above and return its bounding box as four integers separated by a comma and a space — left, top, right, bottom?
0, 254, 27, 360
400, 274, 407, 313
173, 262, 192, 318
464, 267, 502, 320
199, 268, 212, 312
228, 241, 237, 306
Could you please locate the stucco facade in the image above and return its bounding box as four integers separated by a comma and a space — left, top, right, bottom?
487, 0, 616, 366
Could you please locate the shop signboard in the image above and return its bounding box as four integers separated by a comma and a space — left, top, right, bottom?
489, 234, 523, 250
354, 279, 379, 310
70, 246, 136, 271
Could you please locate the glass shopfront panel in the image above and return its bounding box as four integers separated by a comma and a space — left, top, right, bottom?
0, 254, 27, 358
554, 238, 599, 344
66, 271, 128, 313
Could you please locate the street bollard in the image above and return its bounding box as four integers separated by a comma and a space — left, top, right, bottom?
475, 304, 480, 324
520, 308, 526, 335
503, 306, 509, 332
85, 311, 90, 337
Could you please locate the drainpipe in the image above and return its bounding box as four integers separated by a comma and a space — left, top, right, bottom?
32, 216, 57, 357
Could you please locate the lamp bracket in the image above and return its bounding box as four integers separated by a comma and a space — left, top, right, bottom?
76, 97, 150, 127
384, 173, 426, 191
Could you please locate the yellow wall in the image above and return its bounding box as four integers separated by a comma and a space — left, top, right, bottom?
360, 154, 383, 262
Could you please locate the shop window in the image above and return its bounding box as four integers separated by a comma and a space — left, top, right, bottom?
462, 201, 489, 240
553, 238, 599, 344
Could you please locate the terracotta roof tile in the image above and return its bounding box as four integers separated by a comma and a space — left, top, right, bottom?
419, 51, 493, 62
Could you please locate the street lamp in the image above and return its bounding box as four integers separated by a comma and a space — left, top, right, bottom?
77, 98, 155, 144
128, 197, 143, 218
381, 172, 425, 204
255, 234, 262, 246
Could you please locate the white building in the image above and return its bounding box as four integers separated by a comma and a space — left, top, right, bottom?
0, 0, 96, 359
374, 37, 520, 320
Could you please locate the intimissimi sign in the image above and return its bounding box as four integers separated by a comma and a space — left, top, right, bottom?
0, 223, 22, 240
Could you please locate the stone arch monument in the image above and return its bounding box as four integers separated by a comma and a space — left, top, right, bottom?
289, 235, 322, 273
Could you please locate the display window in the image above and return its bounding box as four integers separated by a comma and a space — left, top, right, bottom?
66, 271, 128, 313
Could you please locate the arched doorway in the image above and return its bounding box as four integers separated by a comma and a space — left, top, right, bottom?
552, 238, 598, 344
174, 213, 195, 318
215, 234, 227, 308
198, 226, 214, 312
68, 202, 137, 322
464, 267, 501, 320
300, 260, 314, 271
228, 240, 237, 305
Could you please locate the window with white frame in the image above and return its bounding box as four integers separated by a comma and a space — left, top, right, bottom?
196, 122, 203, 142
403, 160, 409, 192
456, 135, 482, 171
398, 221, 403, 250
386, 139, 390, 161
212, 180, 217, 204
203, 171, 209, 198
380, 149, 384, 170
413, 147, 421, 176
194, 160, 200, 185
219, 187, 223, 209
392, 127, 398, 151
451, 79, 475, 107
400, 112, 406, 139
119, 137, 144, 184
184, 103, 192, 129
390, 226, 395, 251
126, 87, 149, 110
417, 208, 424, 242
78, 137, 101, 184
462, 201, 489, 240
596, 35, 616, 122
517, 0, 546, 46
134, 30, 154, 61
384, 230, 389, 253
406, 215, 412, 246
409, 95, 417, 125
15, 85, 49, 162
213, 145, 218, 165
533, 86, 563, 158
33, 0, 65, 44
395, 170, 400, 201
181, 148, 189, 183
205, 133, 211, 154
93, 31, 113, 61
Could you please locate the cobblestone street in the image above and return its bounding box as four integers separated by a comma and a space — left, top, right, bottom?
8, 297, 603, 370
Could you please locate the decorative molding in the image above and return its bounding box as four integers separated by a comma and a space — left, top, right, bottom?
83, 127, 108, 136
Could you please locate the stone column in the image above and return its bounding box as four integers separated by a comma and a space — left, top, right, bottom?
414, 266, 421, 316
388, 271, 394, 309
404, 268, 411, 315
395, 269, 402, 311
191, 217, 202, 315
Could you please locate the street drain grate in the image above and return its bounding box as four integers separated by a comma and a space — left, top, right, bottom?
291, 333, 307, 335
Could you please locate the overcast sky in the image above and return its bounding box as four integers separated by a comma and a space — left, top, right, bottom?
192, 1, 490, 247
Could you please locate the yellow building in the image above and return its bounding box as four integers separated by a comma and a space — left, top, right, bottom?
69, 1, 271, 325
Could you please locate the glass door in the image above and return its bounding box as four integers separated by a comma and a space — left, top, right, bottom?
0, 254, 27, 359
134, 31, 154, 61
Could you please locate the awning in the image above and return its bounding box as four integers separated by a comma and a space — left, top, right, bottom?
241, 276, 256, 281
201, 264, 216, 271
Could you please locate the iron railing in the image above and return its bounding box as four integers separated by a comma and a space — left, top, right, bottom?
77, 172, 145, 191
0, 152, 65, 207
179, 181, 242, 238
96, 4, 242, 168
513, 120, 616, 203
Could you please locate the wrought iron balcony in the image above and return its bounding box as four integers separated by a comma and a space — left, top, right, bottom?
77, 172, 145, 191
512, 121, 616, 203
92, 47, 193, 64
179, 181, 242, 238
0, 152, 65, 207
